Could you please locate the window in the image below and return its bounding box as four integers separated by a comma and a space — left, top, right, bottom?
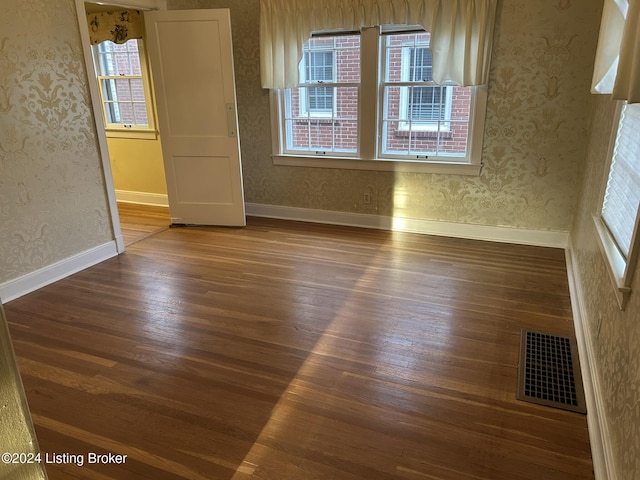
382, 33, 463, 158
594, 102, 640, 309
272, 27, 487, 174
283, 35, 360, 155
91, 39, 156, 139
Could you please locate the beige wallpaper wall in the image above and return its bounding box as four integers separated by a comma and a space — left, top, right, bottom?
2, 0, 637, 476
0, 0, 112, 285
169, 0, 602, 232
572, 96, 640, 480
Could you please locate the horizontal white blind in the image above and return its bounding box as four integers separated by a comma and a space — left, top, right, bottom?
602, 103, 640, 258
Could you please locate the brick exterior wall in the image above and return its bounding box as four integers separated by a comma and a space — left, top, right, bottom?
287, 33, 471, 157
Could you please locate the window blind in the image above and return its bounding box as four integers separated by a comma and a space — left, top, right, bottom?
602, 103, 640, 258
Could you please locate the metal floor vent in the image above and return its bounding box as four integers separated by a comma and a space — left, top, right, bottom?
517, 330, 586, 414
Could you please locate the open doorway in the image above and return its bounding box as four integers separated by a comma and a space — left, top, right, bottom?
82, 1, 170, 247
78, 2, 246, 238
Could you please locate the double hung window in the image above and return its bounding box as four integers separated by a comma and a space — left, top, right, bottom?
273, 27, 487, 174
381, 32, 468, 159
91, 38, 156, 138
594, 102, 640, 309
283, 35, 360, 155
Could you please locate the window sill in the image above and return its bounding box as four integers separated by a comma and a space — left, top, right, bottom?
593, 215, 630, 310
105, 129, 158, 140
396, 124, 451, 134
273, 154, 482, 175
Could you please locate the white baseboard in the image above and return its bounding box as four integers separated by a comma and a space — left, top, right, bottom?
565, 244, 617, 480
115, 190, 169, 207
245, 203, 569, 248
0, 242, 118, 304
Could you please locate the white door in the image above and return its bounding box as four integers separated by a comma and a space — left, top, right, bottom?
144, 9, 245, 226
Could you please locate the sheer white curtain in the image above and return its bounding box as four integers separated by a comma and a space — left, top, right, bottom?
260, 0, 498, 89
592, 0, 640, 103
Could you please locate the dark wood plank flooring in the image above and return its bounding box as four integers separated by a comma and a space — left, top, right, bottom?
4, 213, 594, 479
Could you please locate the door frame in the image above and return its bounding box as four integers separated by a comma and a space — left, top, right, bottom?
74, 0, 167, 254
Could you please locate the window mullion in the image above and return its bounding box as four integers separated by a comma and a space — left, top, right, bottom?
359, 26, 380, 160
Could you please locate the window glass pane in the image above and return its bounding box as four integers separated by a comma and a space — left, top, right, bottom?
284, 86, 358, 154
116, 102, 135, 124
334, 119, 358, 152
133, 103, 149, 126
438, 122, 469, 157
384, 32, 431, 82
336, 36, 360, 83
100, 78, 117, 102
130, 78, 146, 102
99, 78, 149, 126
97, 40, 141, 76
409, 47, 433, 82
410, 86, 442, 120
305, 51, 333, 82
104, 101, 121, 124
115, 78, 132, 101
602, 103, 640, 258
303, 36, 360, 83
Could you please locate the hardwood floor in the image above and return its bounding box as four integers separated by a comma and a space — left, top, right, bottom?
4, 216, 594, 479
117, 202, 170, 247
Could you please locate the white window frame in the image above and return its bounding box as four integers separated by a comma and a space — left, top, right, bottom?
270, 26, 487, 175
91, 38, 157, 140
593, 101, 640, 310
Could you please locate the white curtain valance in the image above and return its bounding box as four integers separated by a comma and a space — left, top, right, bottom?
592, 0, 640, 103
87, 9, 145, 45
260, 0, 498, 89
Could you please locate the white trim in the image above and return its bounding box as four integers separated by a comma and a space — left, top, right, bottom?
115, 189, 169, 207
245, 203, 569, 247
273, 154, 482, 175
593, 215, 630, 309
566, 242, 618, 480
75, 0, 164, 255
105, 128, 158, 140
76, 0, 125, 254
0, 242, 118, 304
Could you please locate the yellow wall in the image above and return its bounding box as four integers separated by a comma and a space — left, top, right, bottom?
107, 136, 167, 195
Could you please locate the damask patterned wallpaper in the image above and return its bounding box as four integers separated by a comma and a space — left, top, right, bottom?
2, 0, 637, 476
572, 96, 640, 480
0, 0, 112, 285
170, 0, 602, 232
